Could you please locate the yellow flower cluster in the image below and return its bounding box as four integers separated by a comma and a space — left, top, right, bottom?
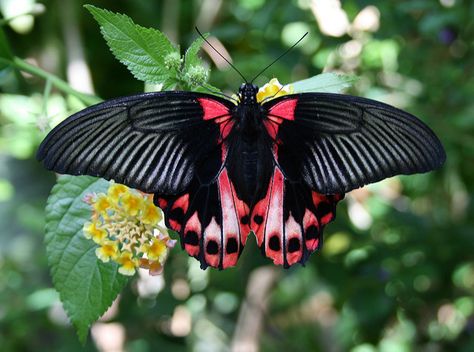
83, 182, 176, 276
256, 78, 294, 102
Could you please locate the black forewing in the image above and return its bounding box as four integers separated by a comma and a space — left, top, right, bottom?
263, 93, 446, 194
37, 91, 234, 194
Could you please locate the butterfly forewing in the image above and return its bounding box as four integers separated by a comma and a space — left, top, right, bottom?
263, 93, 446, 194
37, 92, 235, 194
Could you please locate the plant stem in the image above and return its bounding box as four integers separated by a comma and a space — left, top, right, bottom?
0, 56, 101, 106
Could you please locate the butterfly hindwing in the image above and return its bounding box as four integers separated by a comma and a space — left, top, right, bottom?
262, 93, 446, 194
155, 166, 250, 269
251, 166, 343, 267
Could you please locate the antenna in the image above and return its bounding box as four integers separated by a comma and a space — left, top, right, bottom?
250, 32, 308, 84
195, 27, 248, 83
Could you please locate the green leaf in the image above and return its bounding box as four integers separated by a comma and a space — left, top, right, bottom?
292, 72, 358, 94
184, 34, 207, 72
45, 175, 129, 343
85, 5, 178, 84
181, 34, 212, 89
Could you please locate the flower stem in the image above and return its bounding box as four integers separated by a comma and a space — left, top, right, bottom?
0, 56, 101, 106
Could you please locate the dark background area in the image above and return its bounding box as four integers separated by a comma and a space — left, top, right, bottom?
0, 0, 473, 351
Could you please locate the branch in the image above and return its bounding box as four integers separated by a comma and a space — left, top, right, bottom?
231, 266, 280, 352
0, 56, 101, 106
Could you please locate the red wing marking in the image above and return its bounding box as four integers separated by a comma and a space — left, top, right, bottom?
302, 209, 320, 251
285, 213, 303, 266
168, 193, 190, 232
229, 182, 251, 244
251, 184, 271, 247
250, 167, 285, 265
268, 98, 297, 122
156, 197, 168, 209
263, 120, 278, 140
173, 194, 189, 213
198, 98, 231, 121
183, 211, 201, 256
197, 97, 234, 140
264, 98, 298, 140
263, 167, 285, 265
203, 217, 221, 268
217, 169, 243, 268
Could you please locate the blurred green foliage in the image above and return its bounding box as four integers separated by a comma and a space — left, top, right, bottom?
0, 0, 473, 351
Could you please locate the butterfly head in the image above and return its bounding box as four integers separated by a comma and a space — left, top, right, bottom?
239, 83, 259, 106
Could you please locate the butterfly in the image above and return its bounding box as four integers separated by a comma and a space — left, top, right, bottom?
37, 79, 446, 269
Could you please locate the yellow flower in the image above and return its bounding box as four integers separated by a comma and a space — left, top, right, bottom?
121, 192, 143, 217
144, 238, 167, 261
117, 251, 138, 276
140, 200, 162, 225
83, 182, 175, 277
107, 182, 129, 202
256, 78, 294, 102
96, 240, 119, 262
83, 221, 107, 244
93, 194, 112, 216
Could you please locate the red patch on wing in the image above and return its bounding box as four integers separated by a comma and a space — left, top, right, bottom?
203, 217, 221, 268
251, 186, 271, 247
183, 211, 201, 257
250, 167, 285, 265
198, 97, 234, 140
217, 169, 241, 268
263, 120, 278, 139
268, 98, 297, 122
264, 98, 298, 140
303, 209, 320, 251
285, 213, 303, 265
155, 197, 168, 210
173, 194, 189, 213
264, 168, 285, 265
198, 98, 230, 121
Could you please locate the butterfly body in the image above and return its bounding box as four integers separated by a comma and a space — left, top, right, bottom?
226, 84, 274, 206
38, 81, 445, 269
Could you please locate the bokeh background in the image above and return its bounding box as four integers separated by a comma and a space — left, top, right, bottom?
1, 0, 473, 351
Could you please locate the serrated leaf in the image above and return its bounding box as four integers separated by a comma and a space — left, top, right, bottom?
45, 175, 129, 343
292, 72, 358, 94
184, 34, 207, 72
85, 5, 178, 84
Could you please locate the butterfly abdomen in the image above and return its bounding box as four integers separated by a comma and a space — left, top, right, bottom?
226, 131, 274, 206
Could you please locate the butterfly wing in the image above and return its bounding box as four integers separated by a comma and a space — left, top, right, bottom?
37, 92, 235, 194
262, 93, 446, 194
38, 91, 251, 269
251, 92, 445, 267
249, 165, 343, 267
155, 165, 251, 270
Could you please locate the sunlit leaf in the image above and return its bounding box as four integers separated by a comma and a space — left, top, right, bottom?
45, 175, 129, 343
85, 5, 178, 85
292, 72, 358, 94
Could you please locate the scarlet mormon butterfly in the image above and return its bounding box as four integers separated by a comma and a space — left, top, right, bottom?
37, 34, 445, 270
